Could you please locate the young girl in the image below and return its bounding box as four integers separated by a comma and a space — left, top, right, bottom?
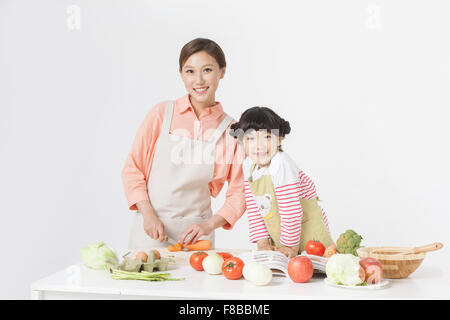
229, 107, 334, 258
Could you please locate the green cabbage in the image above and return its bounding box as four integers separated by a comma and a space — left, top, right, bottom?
325, 253, 364, 286
81, 242, 118, 270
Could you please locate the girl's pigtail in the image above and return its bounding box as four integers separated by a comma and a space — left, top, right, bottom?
280, 118, 291, 137
278, 118, 291, 152
229, 122, 241, 139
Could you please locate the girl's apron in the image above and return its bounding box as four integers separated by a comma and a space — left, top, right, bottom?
247, 162, 334, 253
128, 100, 233, 250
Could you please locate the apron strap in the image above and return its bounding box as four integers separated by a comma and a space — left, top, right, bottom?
248, 163, 257, 182
163, 101, 231, 144
207, 115, 233, 144
248, 162, 270, 183
162, 100, 175, 135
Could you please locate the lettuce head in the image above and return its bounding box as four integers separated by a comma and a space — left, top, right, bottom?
81, 242, 118, 270
325, 253, 365, 286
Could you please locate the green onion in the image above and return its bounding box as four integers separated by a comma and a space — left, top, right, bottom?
110, 269, 185, 282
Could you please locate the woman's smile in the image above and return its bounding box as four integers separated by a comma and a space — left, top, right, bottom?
193, 86, 209, 94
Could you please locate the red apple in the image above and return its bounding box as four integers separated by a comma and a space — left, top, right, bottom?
359, 257, 383, 284
288, 256, 314, 283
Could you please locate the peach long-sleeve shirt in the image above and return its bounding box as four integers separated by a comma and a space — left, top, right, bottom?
122, 94, 246, 230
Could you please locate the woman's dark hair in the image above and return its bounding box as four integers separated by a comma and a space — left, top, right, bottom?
179, 38, 226, 71
229, 107, 291, 152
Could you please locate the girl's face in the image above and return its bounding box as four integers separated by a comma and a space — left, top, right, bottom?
180, 51, 225, 106
243, 130, 282, 167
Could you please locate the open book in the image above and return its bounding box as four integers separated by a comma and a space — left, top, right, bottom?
238, 250, 328, 276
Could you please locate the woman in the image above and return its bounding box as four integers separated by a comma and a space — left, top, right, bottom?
122, 38, 246, 250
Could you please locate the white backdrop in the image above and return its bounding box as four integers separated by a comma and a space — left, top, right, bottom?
1, 0, 449, 299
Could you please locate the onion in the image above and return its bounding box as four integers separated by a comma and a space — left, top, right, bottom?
243, 262, 272, 286
202, 253, 224, 274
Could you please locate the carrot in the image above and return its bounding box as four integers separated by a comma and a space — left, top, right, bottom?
183, 240, 211, 251
324, 244, 337, 258
168, 243, 183, 252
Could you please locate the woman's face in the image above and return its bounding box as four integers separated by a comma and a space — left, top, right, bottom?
243, 130, 282, 167
180, 51, 225, 106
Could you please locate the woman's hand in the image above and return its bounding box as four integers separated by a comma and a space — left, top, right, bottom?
137, 200, 166, 242
178, 215, 227, 245
142, 211, 166, 242
178, 221, 213, 245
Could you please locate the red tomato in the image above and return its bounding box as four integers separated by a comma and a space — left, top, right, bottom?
221, 257, 244, 280
217, 252, 233, 260
189, 251, 208, 271
305, 240, 326, 256
288, 256, 314, 283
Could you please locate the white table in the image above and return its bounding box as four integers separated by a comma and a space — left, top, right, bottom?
30, 248, 450, 300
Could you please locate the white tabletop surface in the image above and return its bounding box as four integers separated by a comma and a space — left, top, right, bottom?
31, 248, 450, 300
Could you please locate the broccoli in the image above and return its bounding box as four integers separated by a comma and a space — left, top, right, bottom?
336, 229, 363, 256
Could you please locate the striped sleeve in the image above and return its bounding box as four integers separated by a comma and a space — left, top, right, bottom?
274, 182, 303, 247
244, 179, 270, 243
298, 170, 330, 233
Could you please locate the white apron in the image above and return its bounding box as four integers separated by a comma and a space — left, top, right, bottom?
128, 100, 233, 250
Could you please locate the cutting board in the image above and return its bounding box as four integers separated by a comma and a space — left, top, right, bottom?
123, 248, 251, 266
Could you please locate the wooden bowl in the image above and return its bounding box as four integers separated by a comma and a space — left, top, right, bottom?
357, 246, 425, 279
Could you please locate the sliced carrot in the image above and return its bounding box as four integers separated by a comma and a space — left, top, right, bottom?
168, 243, 183, 252
183, 240, 211, 251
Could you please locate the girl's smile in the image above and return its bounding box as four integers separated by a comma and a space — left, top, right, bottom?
243, 130, 282, 168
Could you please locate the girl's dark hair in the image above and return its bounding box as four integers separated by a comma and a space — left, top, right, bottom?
229, 107, 291, 152
179, 38, 226, 71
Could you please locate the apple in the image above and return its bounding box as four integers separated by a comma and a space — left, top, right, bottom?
358, 266, 366, 283
359, 257, 383, 284
288, 256, 314, 283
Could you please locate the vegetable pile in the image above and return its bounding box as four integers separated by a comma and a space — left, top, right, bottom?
325, 254, 383, 286
299, 230, 384, 286
189, 251, 272, 286
80, 242, 184, 283
81, 228, 383, 288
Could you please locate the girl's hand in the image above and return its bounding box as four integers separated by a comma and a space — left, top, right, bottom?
277, 245, 298, 258
142, 211, 166, 242
178, 222, 213, 245
257, 238, 275, 251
